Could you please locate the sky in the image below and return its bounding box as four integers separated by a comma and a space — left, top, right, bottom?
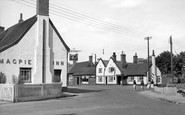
0, 0, 185, 63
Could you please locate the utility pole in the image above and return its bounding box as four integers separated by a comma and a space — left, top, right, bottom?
170, 36, 173, 79
144, 36, 152, 82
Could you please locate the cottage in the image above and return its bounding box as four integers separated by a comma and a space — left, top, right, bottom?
96, 51, 162, 85
68, 56, 95, 85
96, 58, 108, 84
0, 0, 70, 90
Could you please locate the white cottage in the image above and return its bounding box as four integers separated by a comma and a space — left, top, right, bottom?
0, 0, 70, 90
96, 58, 108, 84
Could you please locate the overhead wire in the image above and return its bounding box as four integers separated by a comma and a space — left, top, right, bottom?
15, 0, 147, 37
12, 0, 148, 37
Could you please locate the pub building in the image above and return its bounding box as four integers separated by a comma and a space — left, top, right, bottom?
0, 0, 70, 90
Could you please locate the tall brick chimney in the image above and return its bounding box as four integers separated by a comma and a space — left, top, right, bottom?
121, 51, 127, 68
18, 13, 23, 23
112, 52, 117, 62
133, 53, 138, 64
36, 0, 49, 16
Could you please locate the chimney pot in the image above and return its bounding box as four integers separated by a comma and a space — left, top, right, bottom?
18, 13, 23, 23
112, 52, 117, 62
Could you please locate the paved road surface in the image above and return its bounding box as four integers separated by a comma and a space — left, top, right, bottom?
0, 85, 185, 115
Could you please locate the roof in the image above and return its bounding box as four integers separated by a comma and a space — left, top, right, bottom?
125, 63, 151, 76
98, 58, 109, 67
73, 67, 95, 76
0, 15, 70, 53
68, 61, 95, 74
0, 15, 37, 53
103, 60, 109, 66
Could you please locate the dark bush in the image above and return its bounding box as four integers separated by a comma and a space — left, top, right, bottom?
0, 72, 6, 84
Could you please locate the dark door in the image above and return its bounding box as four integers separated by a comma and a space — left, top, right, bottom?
117, 76, 121, 85
77, 77, 79, 85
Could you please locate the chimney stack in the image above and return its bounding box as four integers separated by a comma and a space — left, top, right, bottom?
133, 53, 138, 64
0, 26, 5, 34
18, 13, 23, 23
152, 50, 155, 56
112, 52, 117, 62
89, 56, 93, 63
121, 51, 127, 68
37, 0, 49, 16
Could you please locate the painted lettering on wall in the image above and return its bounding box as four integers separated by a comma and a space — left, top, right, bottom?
53, 61, 64, 66
0, 59, 31, 65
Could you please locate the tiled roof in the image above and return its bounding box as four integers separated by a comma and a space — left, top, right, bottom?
0, 15, 70, 53
73, 67, 95, 76
103, 60, 109, 66
125, 63, 151, 76
0, 15, 37, 53
68, 61, 94, 74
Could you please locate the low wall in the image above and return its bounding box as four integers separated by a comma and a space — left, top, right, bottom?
153, 86, 177, 96
0, 83, 63, 102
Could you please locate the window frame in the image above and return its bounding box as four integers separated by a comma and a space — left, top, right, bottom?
19, 67, 32, 83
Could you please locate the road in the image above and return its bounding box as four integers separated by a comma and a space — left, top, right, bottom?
0, 85, 185, 115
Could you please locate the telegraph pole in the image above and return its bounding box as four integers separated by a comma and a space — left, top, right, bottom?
144, 36, 152, 82
170, 36, 173, 79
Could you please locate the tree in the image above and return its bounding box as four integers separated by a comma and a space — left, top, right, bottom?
156, 51, 172, 74
156, 51, 185, 75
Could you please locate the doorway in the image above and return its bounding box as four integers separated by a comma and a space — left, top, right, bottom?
117, 76, 121, 85
54, 69, 61, 82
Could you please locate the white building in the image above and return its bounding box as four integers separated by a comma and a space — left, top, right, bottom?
151, 50, 162, 84
96, 58, 108, 85
96, 52, 162, 85
0, 0, 70, 90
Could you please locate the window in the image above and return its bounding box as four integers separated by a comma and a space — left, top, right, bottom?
82, 76, 89, 82
138, 77, 143, 82
98, 76, 102, 82
109, 67, 114, 73
109, 76, 114, 82
130, 77, 134, 81
157, 76, 161, 82
20, 68, 31, 83
98, 68, 102, 73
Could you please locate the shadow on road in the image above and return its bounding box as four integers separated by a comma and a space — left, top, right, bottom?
65, 88, 106, 93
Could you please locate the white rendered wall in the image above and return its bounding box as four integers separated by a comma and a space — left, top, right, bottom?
33, 15, 53, 84
0, 23, 37, 84
96, 60, 106, 84
105, 59, 121, 84
50, 22, 68, 87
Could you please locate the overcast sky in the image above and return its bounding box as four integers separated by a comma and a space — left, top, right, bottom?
0, 0, 185, 63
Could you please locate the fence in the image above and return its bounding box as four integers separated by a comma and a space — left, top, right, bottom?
0, 83, 63, 102
153, 86, 178, 96
0, 84, 15, 102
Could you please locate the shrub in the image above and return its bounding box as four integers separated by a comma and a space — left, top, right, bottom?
0, 72, 6, 84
